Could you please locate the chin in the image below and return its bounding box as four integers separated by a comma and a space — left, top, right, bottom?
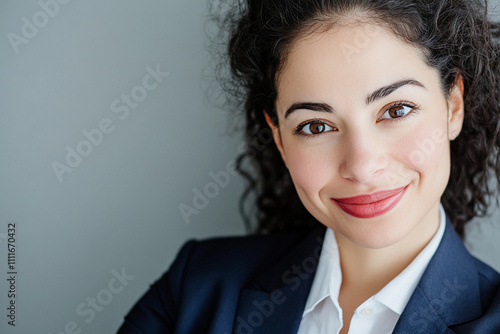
347, 226, 411, 249
326, 212, 418, 250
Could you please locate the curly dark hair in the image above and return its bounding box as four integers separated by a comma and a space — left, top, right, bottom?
209, 0, 500, 237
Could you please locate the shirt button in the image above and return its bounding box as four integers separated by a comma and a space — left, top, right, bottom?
361, 308, 373, 317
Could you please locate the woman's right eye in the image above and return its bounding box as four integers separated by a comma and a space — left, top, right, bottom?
295, 121, 335, 136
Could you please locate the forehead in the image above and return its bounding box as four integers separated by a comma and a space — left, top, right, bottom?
276, 23, 436, 106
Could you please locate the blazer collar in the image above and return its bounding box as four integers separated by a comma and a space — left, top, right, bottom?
393, 217, 483, 333
233, 225, 326, 334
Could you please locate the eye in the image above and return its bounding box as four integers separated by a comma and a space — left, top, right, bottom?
380, 104, 415, 120
297, 121, 335, 136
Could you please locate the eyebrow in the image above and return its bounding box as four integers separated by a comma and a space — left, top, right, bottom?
284, 102, 334, 119
283, 79, 426, 119
365, 79, 425, 105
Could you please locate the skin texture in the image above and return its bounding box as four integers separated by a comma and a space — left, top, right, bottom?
264, 22, 464, 332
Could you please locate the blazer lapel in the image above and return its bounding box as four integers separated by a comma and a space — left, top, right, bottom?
232, 225, 326, 334
393, 218, 483, 333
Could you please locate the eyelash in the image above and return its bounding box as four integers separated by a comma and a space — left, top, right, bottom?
381, 101, 420, 123
293, 118, 334, 136
292, 101, 421, 137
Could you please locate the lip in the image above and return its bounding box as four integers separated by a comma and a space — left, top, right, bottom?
331, 185, 409, 219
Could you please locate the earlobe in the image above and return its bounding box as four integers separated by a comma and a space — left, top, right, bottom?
263, 111, 287, 166
447, 73, 465, 141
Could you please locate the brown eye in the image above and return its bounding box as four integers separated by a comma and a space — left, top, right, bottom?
381, 104, 414, 120
389, 106, 406, 118
310, 122, 326, 134
300, 121, 334, 135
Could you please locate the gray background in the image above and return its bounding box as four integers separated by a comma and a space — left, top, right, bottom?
0, 1, 499, 333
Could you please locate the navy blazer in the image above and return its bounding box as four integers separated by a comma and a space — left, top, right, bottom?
117, 219, 500, 333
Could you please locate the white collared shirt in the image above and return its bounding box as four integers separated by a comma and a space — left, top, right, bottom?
297, 204, 446, 334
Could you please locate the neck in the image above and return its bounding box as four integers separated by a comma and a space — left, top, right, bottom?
336, 204, 441, 296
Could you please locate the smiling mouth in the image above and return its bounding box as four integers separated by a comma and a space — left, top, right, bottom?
331, 185, 409, 219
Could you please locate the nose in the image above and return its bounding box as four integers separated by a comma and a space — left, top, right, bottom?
338, 129, 388, 184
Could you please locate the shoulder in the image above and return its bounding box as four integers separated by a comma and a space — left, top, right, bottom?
470, 255, 500, 310
472, 254, 500, 281
171, 230, 316, 283
158, 228, 323, 332
117, 229, 323, 334
444, 221, 500, 308
450, 256, 500, 332
428, 220, 500, 332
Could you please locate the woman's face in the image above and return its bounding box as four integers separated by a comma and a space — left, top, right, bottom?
267, 23, 464, 249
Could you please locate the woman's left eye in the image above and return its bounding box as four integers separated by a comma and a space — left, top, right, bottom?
380, 104, 415, 120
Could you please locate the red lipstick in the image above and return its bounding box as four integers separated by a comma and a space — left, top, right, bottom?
332, 186, 408, 219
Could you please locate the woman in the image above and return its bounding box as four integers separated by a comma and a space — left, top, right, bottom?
118, 0, 500, 333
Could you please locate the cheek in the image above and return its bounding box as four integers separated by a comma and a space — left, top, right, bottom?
283, 145, 333, 194
397, 124, 450, 177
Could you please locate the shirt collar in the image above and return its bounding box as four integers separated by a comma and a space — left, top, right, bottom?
302, 203, 447, 316
302, 223, 342, 314
373, 204, 446, 314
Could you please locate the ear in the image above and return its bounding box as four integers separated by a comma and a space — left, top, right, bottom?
447, 73, 465, 141
263, 111, 287, 167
